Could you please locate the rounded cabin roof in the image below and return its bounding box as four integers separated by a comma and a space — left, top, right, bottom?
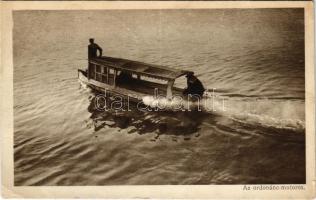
89, 56, 193, 81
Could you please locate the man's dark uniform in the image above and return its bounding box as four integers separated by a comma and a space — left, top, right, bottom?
183, 74, 205, 97
88, 41, 103, 59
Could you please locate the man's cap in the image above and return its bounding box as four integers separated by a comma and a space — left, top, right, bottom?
186, 72, 194, 78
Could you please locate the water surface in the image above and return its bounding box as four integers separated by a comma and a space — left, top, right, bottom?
14, 9, 305, 185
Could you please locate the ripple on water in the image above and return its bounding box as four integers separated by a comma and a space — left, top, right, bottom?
14, 9, 305, 185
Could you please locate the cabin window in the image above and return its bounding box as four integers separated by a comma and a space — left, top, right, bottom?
93, 64, 106, 82
102, 66, 107, 74
132, 74, 138, 79
96, 65, 102, 73
141, 76, 166, 85
107, 69, 116, 85
109, 69, 115, 74
174, 76, 186, 89
108, 77, 114, 85
96, 73, 102, 82
102, 75, 107, 83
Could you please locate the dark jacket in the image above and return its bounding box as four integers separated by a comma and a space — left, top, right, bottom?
185, 77, 205, 97
88, 43, 103, 59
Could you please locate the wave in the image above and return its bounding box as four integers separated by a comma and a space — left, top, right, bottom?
221, 98, 305, 132
142, 95, 305, 133
220, 93, 305, 100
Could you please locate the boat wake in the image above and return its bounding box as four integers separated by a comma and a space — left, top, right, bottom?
81, 82, 305, 137
142, 95, 305, 133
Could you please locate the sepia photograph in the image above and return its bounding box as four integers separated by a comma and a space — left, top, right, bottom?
1, 1, 315, 199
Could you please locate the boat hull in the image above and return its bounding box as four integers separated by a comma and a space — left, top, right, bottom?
78, 69, 205, 111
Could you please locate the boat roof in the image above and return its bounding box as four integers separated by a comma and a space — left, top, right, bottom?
89, 56, 193, 81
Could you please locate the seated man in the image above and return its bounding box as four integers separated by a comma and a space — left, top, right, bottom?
183, 72, 205, 98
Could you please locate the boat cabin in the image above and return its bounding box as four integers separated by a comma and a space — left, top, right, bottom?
80, 56, 193, 100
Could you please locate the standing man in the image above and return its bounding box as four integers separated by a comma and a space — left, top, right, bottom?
88, 38, 103, 59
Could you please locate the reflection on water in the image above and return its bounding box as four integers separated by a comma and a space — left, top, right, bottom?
88, 93, 208, 140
